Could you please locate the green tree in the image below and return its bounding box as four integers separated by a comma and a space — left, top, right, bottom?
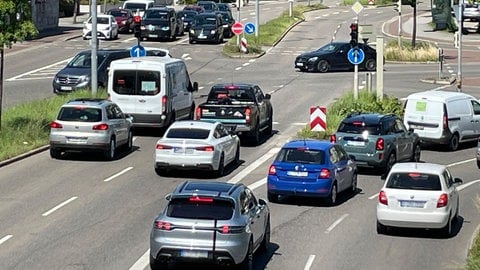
0, 0, 38, 48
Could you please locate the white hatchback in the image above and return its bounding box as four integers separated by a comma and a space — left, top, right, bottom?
82, 14, 119, 40
376, 162, 462, 237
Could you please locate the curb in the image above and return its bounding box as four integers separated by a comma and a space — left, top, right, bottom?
0, 146, 49, 168
420, 76, 456, 85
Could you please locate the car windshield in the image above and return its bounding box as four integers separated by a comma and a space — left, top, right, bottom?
194, 16, 216, 25
337, 122, 382, 135
317, 43, 343, 52
166, 197, 234, 220
166, 128, 210, 139
57, 107, 102, 122
88, 17, 110, 24
144, 10, 169, 20
276, 148, 325, 164
207, 88, 254, 104
124, 3, 147, 11
67, 53, 107, 68
386, 172, 442, 190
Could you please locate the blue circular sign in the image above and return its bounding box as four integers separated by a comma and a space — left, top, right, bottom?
244, 22, 256, 35
130, 45, 146, 57
347, 47, 365, 65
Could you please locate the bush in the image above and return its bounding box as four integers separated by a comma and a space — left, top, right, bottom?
384, 39, 438, 62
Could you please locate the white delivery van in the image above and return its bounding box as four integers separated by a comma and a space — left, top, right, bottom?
122, 0, 155, 16
107, 56, 198, 128
403, 90, 480, 151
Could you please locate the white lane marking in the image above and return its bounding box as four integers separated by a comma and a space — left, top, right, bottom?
293, 122, 307, 126
104, 167, 134, 182
6, 58, 71, 81
0, 235, 13, 245
457, 179, 480, 191
369, 193, 378, 200
447, 158, 475, 167
304, 254, 316, 270
6, 76, 53, 81
242, 62, 250, 67
325, 214, 349, 234
41, 196, 78, 217
235, 67, 242, 70
248, 178, 267, 191
227, 147, 281, 184
129, 249, 150, 270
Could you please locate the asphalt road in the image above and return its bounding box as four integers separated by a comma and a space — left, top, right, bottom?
0, 1, 480, 270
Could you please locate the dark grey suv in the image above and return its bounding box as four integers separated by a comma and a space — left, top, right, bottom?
331, 113, 421, 174
150, 181, 270, 269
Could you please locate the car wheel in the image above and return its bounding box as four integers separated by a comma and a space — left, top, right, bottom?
50, 148, 62, 159
265, 111, 273, 135
260, 216, 270, 252
234, 144, 240, 164
249, 121, 261, 145
350, 172, 357, 194
477, 160, 480, 169
384, 152, 396, 175
376, 220, 387, 234
410, 144, 421, 162
154, 166, 167, 176
316, 60, 330, 73
325, 183, 337, 206
236, 239, 253, 270
453, 201, 459, 223
216, 153, 225, 177
188, 104, 195, 120
364, 58, 376, 71
267, 192, 278, 203
189, 39, 194, 44
104, 138, 116, 161
440, 213, 452, 237
126, 130, 133, 152
448, 133, 459, 151
150, 254, 168, 270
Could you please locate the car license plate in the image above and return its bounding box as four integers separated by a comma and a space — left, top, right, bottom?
347, 140, 365, 146
180, 250, 208, 258
174, 147, 193, 154
287, 171, 308, 177
296, 63, 303, 67
149, 34, 158, 38
60, 86, 72, 90
399, 200, 425, 208
66, 137, 87, 144
409, 124, 424, 130
198, 34, 207, 39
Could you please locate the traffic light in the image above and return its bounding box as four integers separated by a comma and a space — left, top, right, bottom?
133, 15, 141, 38
349, 23, 358, 47
394, 0, 401, 12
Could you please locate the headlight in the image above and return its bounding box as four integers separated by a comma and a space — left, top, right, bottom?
161, 26, 170, 30
189, 29, 194, 34
79, 75, 90, 82
140, 26, 146, 30
308, 57, 318, 62
210, 29, 216, 34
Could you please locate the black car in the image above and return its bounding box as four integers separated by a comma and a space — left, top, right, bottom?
294, 42, 377, 73
178, 10, 198, 32
216, 10, 234, 38
140, 7, 177, 41
189, 13, 224, 44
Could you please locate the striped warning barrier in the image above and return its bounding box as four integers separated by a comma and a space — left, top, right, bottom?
310, 106, 326, 132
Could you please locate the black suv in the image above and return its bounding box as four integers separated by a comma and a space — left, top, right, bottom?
331, 113, 421, 174
141, 7, 178, 41
189, 13, 224, 44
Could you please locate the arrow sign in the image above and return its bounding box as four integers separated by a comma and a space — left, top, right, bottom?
244, 22, 255, 35
347, 47, 365, 65
130, 45, 146, 57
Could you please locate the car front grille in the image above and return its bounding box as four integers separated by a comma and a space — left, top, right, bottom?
57, 76, 82, 85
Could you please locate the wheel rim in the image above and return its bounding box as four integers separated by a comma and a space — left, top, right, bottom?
387, 154, 396, 172
318, 61, 328, 72
366, 59, 375, 70
351, 174, 357, 192
331, 184, 337, 204
218, 155, 224, 175
128, 132, 133, 149
414, 145, 421, 161
109, 139, 115, 159
450, 135, 459, 150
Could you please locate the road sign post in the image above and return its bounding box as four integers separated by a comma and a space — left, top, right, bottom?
347, 47, 365, 100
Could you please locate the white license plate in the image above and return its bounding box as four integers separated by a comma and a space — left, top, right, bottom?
148, 34, 158, 38
174, 148, 193, 154
347, 140, 365, 146
409, 124, 424, 130
400, 200, 425, 208
66, 137, 87, 144
60, 86, 72, 90
198, 35, 207, 39
180, 250, 208, 258
296, 63, 304, 67
287, 171, 308, 177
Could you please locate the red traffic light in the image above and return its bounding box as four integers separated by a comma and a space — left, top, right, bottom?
133, 16, 141, 23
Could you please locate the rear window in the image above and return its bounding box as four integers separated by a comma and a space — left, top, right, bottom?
112, 70, 160, 96
167, 197, 234, 220
386, 172, 442, 190
58, 107, 102, 122
404, 99, 443, 116
207, 88, 254, 104
275, 148, 325, 164
124, 3, 148, 11
166, 128, 210, 139
337, 122, 382, 135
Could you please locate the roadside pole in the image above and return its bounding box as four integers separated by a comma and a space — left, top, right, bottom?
376, 36, 384, 101
236, 0, 241, 46
91, 0, 98, 95
457, 0, 463, 91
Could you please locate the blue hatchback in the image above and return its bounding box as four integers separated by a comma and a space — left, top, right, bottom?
267, 139, 357, 205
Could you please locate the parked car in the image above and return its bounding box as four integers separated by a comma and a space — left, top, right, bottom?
178, 10, 198, 32
267, 139, 357, 205
376, 162, 462, 237
106, 8, 134, 33
189, 12, 224, 44
331, 112, 421, 175
216, 10, 235, 38
82, 14, 119, 40
150, 181, 270, 269
49, 98, 133, 160
294, 42, 377, 72
403, 90, 480, 151
463, 3, 480, 22
154, 120, 240, 176
196, 0, 219, 12
140, 7, 178, 41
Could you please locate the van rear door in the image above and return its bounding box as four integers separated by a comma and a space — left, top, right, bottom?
404, 98, 444, 139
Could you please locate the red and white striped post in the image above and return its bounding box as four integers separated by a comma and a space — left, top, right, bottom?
310, 106, 327, 132
240, 37, 248, 53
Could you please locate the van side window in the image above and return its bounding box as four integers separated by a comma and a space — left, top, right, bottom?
112, 70, 160, 96
472, 100, 480, 115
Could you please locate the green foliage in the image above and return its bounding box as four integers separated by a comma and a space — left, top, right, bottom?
384, 39, 438, 62
0, 0, 38, 48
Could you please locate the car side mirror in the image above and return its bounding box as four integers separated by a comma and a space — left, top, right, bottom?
164, 193, 172, 201
265, 93, 271, 100
191, 81, 199, 92
258, 198, 267, 206
454, 177, 463, 184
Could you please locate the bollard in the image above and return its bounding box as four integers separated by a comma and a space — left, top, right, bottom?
366, 72, 371, 92
289, 0, 293, 17
438, 48, 444, 79
240, 37, 248, 53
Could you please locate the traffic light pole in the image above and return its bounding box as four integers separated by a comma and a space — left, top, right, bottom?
351, 18, 359, 100
397, 0, 402, 47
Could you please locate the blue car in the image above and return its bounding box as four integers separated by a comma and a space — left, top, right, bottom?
267, 139, 357, 205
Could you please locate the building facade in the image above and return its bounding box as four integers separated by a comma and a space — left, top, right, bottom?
32, 0, 59, 32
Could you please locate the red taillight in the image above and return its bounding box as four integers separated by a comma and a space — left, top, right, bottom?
195, 107, 201, 120
155, 220, 171, 230
378, 190, 388, 205
375, 138, 384, 150
245, 107, 251, 124
133, 15, 141, 23
195, 146, 214, 151
318, 168, 330, 179
437, 193, 448, 208
221, 225, 229, 234
189, 196, 214, 203
268, 164, 276, 175
50, 121, 63, 129
330, 134, 336, 143
156, 144, 173, 150
443, 114, 447, 129
162, 96, 167, 113
92, 123, 109, 130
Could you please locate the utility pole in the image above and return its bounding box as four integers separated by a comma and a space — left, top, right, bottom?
397, 0, 402, 47
91, 0, 98, 95
457, 0, 463, 91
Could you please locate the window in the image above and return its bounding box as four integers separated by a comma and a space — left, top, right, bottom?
113, 70, 161, 96
166, 128, 210, 139
166, 198, 234, 220
472, 100, 480, 115
276, 148, 325, 164
58, 107, 102, 122
386, 172, 442, 191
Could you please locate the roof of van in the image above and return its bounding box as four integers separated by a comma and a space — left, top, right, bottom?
406, 90, 476, 102
110, 56, 184, 66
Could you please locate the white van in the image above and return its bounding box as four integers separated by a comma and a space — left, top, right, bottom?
122, 0, 155, 16
403, 90, 480, 151
107, 56, 198, 128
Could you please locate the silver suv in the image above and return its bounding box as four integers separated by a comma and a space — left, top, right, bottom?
150, 181, 270, 270
49, 98, 133, 160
